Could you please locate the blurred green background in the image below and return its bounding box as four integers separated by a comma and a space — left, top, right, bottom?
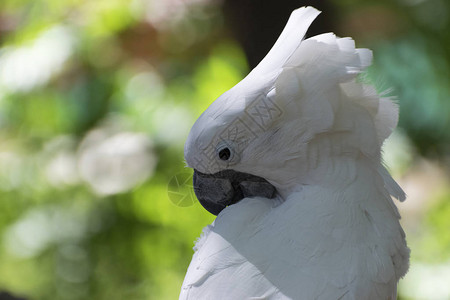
0, 0, 448, 299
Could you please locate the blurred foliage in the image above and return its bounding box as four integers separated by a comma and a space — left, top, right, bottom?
334, 0, 450, 157
418, 192, 450, 262
0, 0, 448, 299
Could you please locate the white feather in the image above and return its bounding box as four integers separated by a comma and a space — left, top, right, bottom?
182, 6, 409, 299
248, 7, 321, 79
181, 160, 409, 299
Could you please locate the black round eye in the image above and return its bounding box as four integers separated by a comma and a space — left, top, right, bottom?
218, 147, 231, 161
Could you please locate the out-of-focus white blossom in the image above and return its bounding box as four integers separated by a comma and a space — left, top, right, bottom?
400, 262, 450, 300
0, 26, 76, 93
151, 103, 193, 144
123, 70, 193, 144
125, 71, 165, 103
4, 206, 88, 258
78, 129, 156, 196
0, 151, 25, 190
130, 0, 212, 30
46, 151, 80, 187
43, 135, 80, 188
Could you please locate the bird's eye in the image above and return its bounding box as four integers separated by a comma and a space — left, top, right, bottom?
218, 147, 231, 161
216, 142, 235, 162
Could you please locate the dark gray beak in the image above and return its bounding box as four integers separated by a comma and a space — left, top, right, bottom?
193, 169, 276, 215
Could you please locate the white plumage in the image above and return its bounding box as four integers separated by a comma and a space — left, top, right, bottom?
181, 6, 409, 299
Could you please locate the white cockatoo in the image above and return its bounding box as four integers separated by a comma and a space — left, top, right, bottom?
181, 6, 409, 300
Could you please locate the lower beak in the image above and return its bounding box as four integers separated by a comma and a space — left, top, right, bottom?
193, 169, 276, 215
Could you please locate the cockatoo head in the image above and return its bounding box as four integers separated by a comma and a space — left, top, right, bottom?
184, 76, 283, 214
184, 7, 399, 215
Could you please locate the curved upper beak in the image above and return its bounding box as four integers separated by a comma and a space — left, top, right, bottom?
193, 169, 276, 215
